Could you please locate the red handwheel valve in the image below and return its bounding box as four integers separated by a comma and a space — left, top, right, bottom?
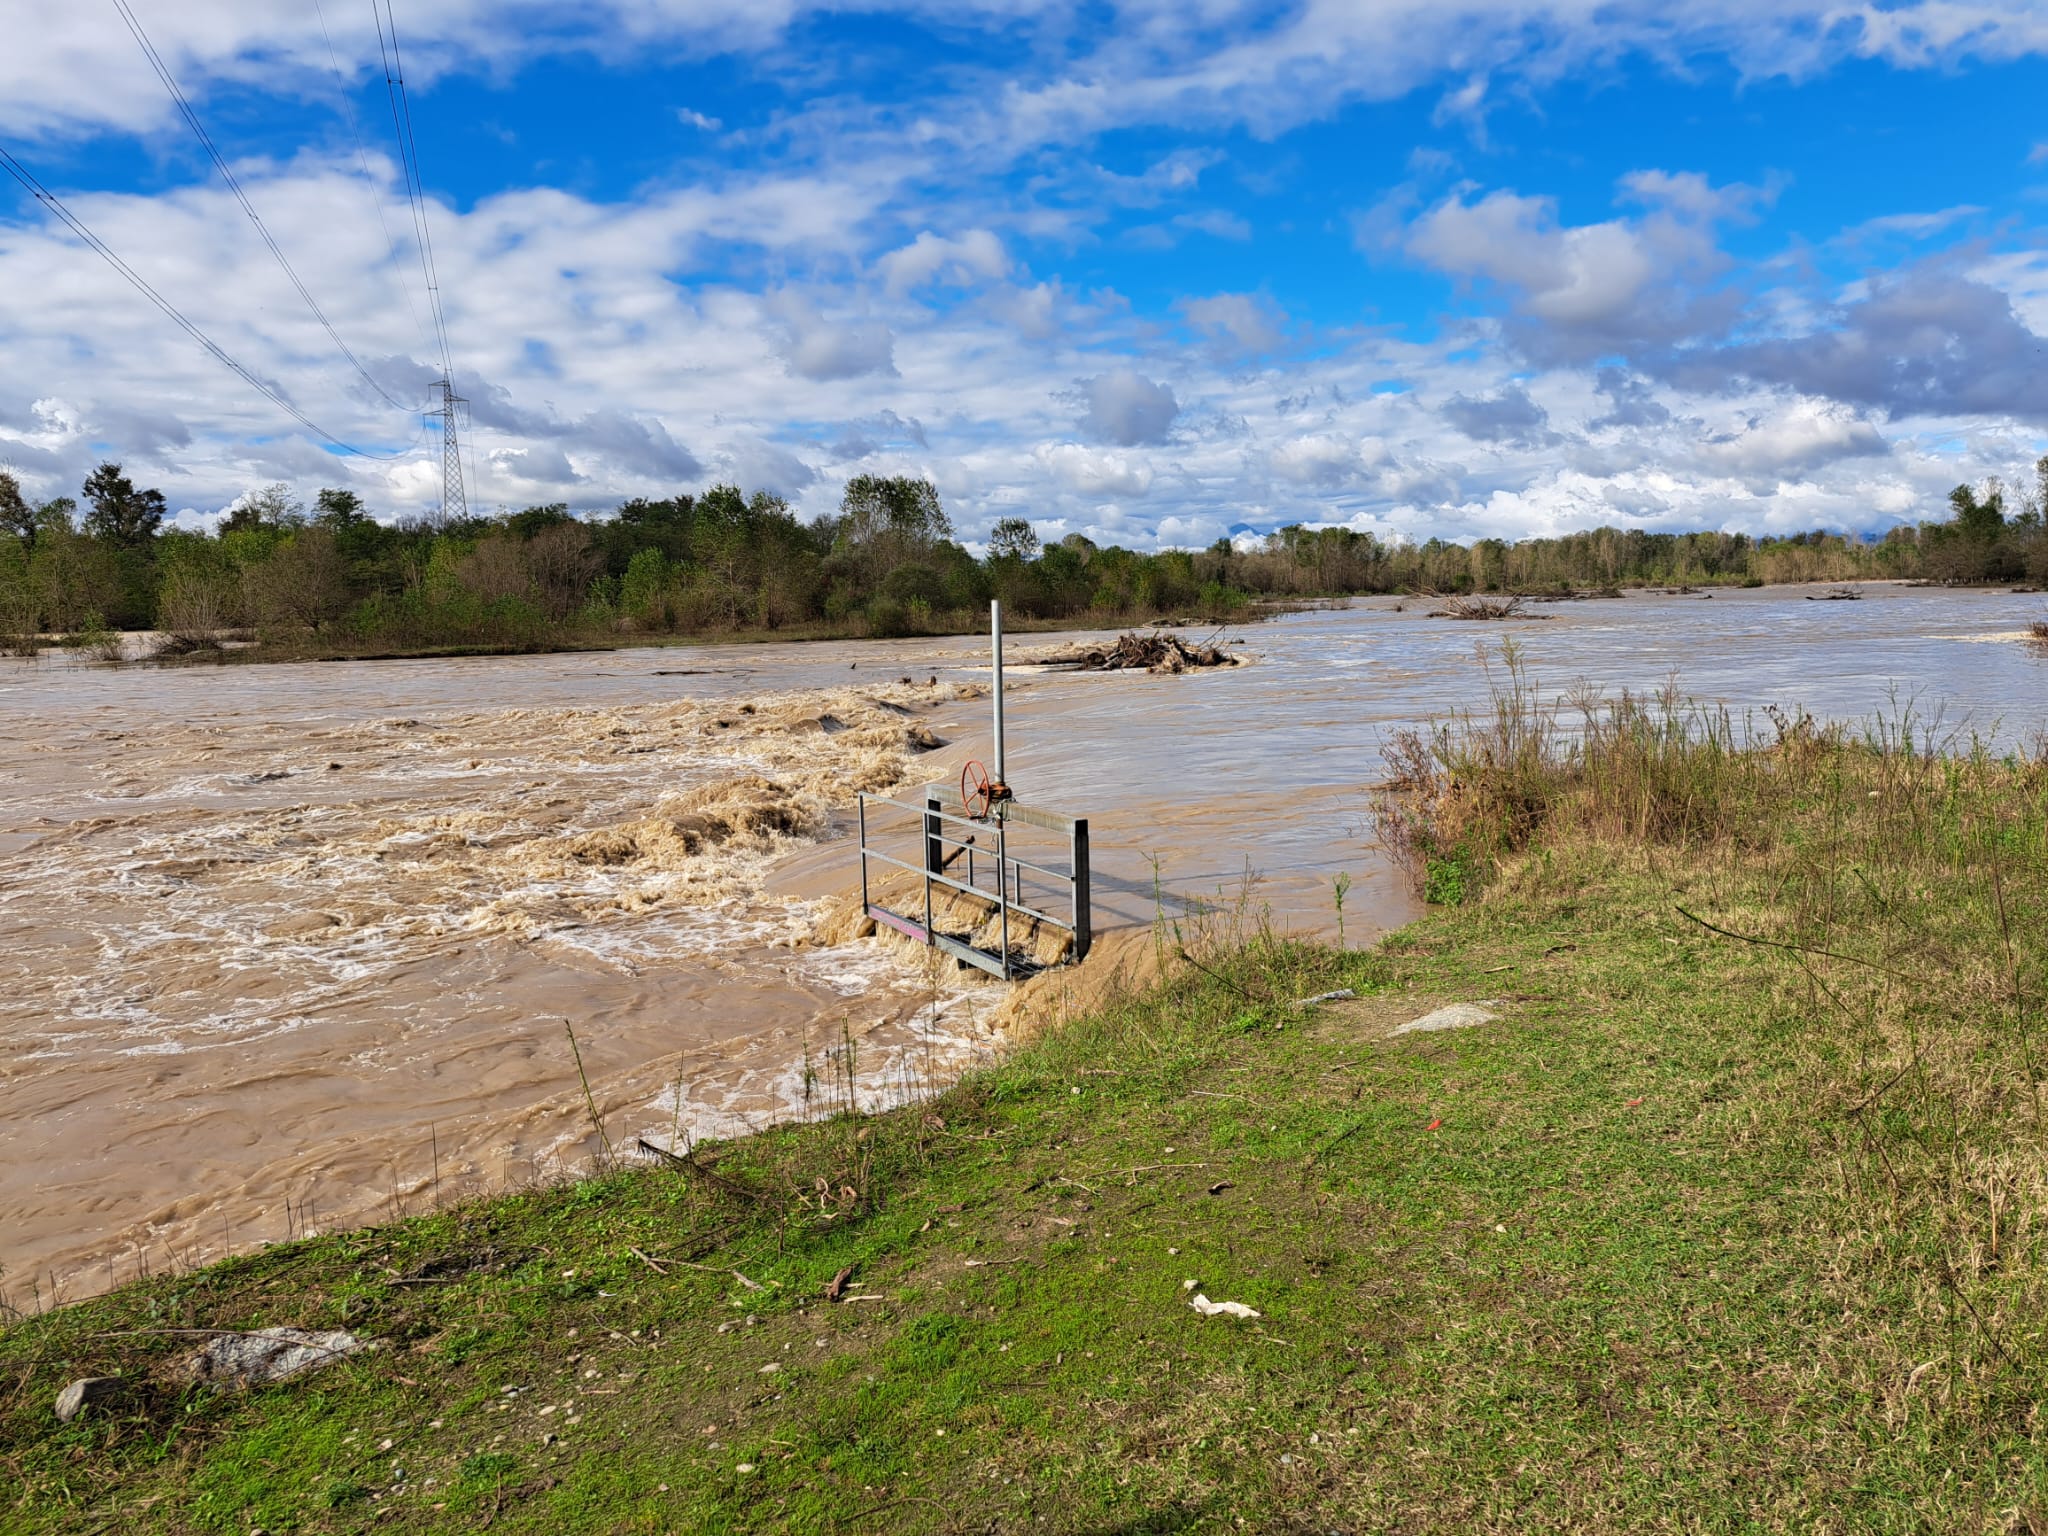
961, 760, 991, 819
960, 760, 1010, 820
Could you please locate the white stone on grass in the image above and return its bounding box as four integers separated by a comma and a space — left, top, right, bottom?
180, 1327, 371, 1389
1391, 1001, 1501, 1036
54, 1376, 126, 1422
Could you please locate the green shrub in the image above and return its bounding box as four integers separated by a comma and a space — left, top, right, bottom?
865, 597, 913, 637
1423, 852, 1470, 906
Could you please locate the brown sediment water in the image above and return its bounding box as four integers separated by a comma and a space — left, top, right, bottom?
3, 582, 2044, 1306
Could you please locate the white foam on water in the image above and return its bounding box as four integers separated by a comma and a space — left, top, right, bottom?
3, 677, 1009, 1304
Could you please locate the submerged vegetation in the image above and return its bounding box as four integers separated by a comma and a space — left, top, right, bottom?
6, 651, 2047, 1530
3, 454, 2046, 661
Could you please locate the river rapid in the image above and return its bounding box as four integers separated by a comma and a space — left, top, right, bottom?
3, 582, 2043, 1306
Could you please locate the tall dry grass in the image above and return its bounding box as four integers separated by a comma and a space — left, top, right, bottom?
1373, 638, 1799, 882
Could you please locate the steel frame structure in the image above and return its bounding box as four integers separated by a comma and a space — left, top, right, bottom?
853, 599, 1091, 981
856, 787, 1091, 981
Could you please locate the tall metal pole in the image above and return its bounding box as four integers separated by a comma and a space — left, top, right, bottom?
991, 599, 1006, 788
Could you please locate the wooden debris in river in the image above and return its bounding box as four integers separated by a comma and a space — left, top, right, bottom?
1042, 631, 1242, 673
1424, 592, 1539, 621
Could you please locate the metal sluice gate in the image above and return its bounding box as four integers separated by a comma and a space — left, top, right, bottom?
855, 788, 1090, 981
852, 599, 1091, 982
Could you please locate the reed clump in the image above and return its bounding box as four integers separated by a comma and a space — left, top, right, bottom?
1373, 638, 2041, 893
1373, 639, 1797, 880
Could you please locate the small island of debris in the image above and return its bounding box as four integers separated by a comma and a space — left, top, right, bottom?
1424, 593, 1549, 621
1037, 631, 1243, 673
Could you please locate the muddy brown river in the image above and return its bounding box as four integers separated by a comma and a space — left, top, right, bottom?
3, 583, 2043, 1307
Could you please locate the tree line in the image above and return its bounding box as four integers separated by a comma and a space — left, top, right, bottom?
0, 469, 1246, 654
1, 458, 2042, 658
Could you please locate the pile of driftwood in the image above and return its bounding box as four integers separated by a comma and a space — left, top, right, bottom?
1043, 630, 1240, 673
1806, 587, 1862, 601
1424, 592, 1545, 621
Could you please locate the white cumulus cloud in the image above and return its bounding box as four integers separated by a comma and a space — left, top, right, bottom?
1034, 442, 1155, 497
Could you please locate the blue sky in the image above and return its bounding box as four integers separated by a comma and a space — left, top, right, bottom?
2, 0, 2046, 549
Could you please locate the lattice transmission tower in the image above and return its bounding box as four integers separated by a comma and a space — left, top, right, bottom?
429, 377, 469, 523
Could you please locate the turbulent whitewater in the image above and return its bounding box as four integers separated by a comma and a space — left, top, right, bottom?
5, 584, 2045, 1307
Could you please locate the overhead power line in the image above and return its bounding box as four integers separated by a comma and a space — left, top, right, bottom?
309, 0, 433, 362
371, 0, 474, 520
0, 144, 423, 460
370, 0, 453, 382
108, 0, 423, 415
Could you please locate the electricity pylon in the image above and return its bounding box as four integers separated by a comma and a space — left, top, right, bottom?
431, 377, 468, 523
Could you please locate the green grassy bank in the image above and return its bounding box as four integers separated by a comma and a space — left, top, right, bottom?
6, 668, 2046, 1533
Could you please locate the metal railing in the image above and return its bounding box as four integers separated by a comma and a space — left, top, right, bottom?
856, 785, 1090, 981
